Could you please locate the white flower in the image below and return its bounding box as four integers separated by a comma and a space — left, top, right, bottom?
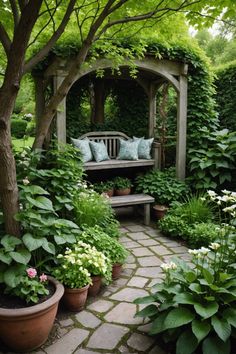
23, 177, 30, 185
222, 189, 230, 194
161, 261, 177, 271
207, 190, 216, 197
199, 247, 210, 255
209, 242, 220, 250
188, 249, 199, 255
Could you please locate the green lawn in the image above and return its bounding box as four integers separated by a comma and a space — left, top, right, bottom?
12, 137, 34, 151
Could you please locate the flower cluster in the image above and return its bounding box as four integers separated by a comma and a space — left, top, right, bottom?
160, 261, 177, 272
54, 241, 112, 288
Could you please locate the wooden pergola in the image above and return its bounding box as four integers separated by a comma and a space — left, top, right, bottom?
34, 55, 188, 180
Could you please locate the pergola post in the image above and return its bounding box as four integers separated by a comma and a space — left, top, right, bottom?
53, 73, 67, 146
176, 74, 188, 180
148, 82, 157, 138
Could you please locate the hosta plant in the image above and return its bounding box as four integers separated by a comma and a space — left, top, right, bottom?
135, 190, 236, 354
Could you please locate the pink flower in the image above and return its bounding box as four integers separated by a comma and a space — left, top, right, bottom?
39, 273, 47, 283
26, 268, 37, 278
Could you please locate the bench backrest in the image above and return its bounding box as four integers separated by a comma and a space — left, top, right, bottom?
79, 131, 130, 158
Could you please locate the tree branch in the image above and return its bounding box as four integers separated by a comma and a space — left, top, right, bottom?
9, 0, 20, 28
0, 23, 11, 58
23, 0, 77, 73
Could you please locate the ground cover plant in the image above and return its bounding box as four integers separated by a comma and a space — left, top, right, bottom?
135, 190, 236, 354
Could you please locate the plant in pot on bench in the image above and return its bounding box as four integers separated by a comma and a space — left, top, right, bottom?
135, 168, 189, 219
93, 180, 114, 197
113, 177, 132, 196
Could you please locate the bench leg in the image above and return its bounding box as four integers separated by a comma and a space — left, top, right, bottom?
144, 204, 150, 225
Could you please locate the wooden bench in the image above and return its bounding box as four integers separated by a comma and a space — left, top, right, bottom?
79, 131, 161, 171
109, 194, 155, 225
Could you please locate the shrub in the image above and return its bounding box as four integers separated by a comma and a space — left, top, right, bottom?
11, 118, 27, 138
186, 222, 218, 248
135, 168, 189, 205
113, 176, 132, 190
158, 215, 189, 239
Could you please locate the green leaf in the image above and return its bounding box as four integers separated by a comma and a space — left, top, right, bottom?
9, 249, 31, 265
3, 265, 25, 287
211, 315, 231, 342
26, 195, 54, 211
189, 283, 205, 294
1, 235, 22, 251
24, 185, 49, 195
194, 302, 219, 319
134, 295, 156, 304
54, 235, 67, 245
149, 311, 169, 335
202, 337, 230, 354
164, 308, 195, 329
0, 250, 12, 265
185, 271, 197, 282
42, 240, 55, 255
223, 308, 236, 327
55, 219, 79, 229
135, 304, 158, 318
192, 319, 211, 342
202, 269, 214, 284
173, 293, 196, 305
23, 233, 44, 251
176, 330, 198, 354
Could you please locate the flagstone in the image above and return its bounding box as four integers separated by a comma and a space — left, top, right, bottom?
127, 333, 155, 351
87, 299, 114, 313
135, 266, 162, 278
127, 276, 149, 288
138, 256, 162, 267
110, 287, 149, 302
46, 328, 89, 354
128, 232, 150, 240
87, 324, 129, 350
132, 247, 154, 257
104, 303, 142, 325
75, 311, 101, 329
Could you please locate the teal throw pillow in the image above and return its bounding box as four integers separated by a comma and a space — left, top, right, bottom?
71, 137, 93, 162
133, 136, 154, 159
89, 140, 110, 162
117, 139, 139, 160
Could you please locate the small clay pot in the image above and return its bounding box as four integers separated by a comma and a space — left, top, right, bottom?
88, 275, 102, 297
63, 284, 89, 312
112, 263, 123, 280
153, 204, 168, 220
115, 188, 131, 196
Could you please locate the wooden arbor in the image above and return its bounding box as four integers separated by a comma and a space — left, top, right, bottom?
34, 56, 188, 180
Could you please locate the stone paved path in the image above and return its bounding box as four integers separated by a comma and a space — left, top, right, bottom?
1, 219, 189, 354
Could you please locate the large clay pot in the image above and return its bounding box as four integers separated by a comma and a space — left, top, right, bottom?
0, 276, 64, 353
63, 284, 89, 311
153, 204, 168, 220
115, 188, 131, 196
88, 275, 102, 297
112, 263, 123, 280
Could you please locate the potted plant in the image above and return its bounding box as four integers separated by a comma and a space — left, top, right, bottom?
135, 168, 189, 219
93, 180, 114, 197
0, 263, 64, 353
53, 241, 93, 311
113, 176, 133, 196
78, 226, 128, 280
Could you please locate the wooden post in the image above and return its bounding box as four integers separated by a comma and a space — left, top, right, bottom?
176, 74, 188, 180
148, 82, 157, 138
53, 73, 67, 146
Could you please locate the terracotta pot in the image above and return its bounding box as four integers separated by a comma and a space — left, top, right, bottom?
104, 188, 114, 197
153, 204, 168, 220
0, 276, 64, 353
112, 263, 123, 280
115, 188, 131, 196
63, 284, 89, 312
88, 275, 102, 297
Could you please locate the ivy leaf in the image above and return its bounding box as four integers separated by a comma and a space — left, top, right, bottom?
194, 302, 219, 319
211, 316, 231, 342
192, 319, 211, 342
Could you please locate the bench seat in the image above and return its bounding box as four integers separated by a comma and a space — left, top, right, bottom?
84, 158, 155, 171
109, 193, 155, 225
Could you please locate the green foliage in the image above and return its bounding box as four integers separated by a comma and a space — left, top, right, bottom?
74, 188, 120, 238
134, 229, 236, 354
135, 168, 189, 205
78, 226, 128, 265
215, 61, 236, 131
11, 118, 27, 138
159, 215, 189, 239
188, 128, 236, 190
93, 180, 114, 194
187, 223, 218, 248
113, 177, 132, 190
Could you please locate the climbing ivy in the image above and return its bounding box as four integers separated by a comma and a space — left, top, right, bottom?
214, 60, 236, 131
